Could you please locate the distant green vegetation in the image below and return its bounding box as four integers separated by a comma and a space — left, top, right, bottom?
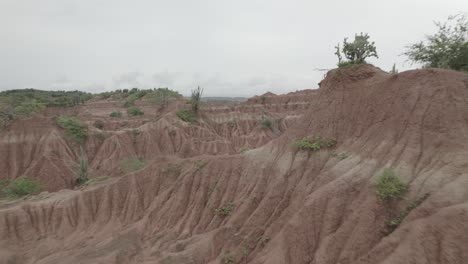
109, 111, 122, 118
10, 99, 46, 118
0, 89, 91, 107
176, 109, 197, 123
56, 116, 88, 144
1, 177, 41, 198
120, 158, 146, 173
293, 136, 337, 151
148, 88, 182, 108
99, 88, 182, 109
375, 169, 407, 202
127, 106, 144, 116
0, 89, 91, 129
100, 87, 146, 100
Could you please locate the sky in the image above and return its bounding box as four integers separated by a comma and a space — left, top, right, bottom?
1, 0, 467, 96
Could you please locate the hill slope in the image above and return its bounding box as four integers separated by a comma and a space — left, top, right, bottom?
0, 65, 467, 264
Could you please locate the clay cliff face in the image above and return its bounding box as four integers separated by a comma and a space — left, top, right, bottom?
0, 65, 467, 264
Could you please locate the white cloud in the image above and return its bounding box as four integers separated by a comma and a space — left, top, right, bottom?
0, 0, 467, 95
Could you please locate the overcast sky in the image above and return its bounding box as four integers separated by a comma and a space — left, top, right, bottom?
1, 0, 467, 96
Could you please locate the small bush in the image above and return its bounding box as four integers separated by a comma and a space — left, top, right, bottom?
2, 177, 41, 198
293, 136, 337, 151
93, 120, 104, 129
176, 109, 197, 123
223, 253, 235, 264
261, 118, 273, 129
75, 147, 88, 186
56, 116, 88, 144
191, 86, 203, 113
110, 112, 122, 118
195, 160, 206, 169
83, 176, 111, 186
215, 202, 235, 216
123, 100, 135, 108
375, 169, 407, 202
335, 33, 378, 66
337, 152, 349, 160
120, 158, 146, 172
127, 106, 144, 116
385, 193, 429, 232
239, 147, 250, 154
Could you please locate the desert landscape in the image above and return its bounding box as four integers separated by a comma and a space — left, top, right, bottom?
0, 64, 467, 263
1, 1, 468, 263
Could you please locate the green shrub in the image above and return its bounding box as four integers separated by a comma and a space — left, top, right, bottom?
375, 169, 407, 202
2, 177, 41, 198
109, 111, 122, 118
261, 118, 273, 129
404, 14, 468, 71
337, 152, 349, 160
93, 120, 104, 129
56, 116, 88, 144
176, 109, 197, 123
293, 136, 337, 151
335, 33, 378, 66
120, 158, 146, 172
123, 100, 135, 108
75, 147, 88, 186
127, 106, 144, 116
215, 202, 235, 216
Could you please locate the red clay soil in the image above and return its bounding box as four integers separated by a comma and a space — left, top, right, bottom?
0, 65, 467, 263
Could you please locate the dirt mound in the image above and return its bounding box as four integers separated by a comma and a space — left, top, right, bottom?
0, 65, 467, 264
